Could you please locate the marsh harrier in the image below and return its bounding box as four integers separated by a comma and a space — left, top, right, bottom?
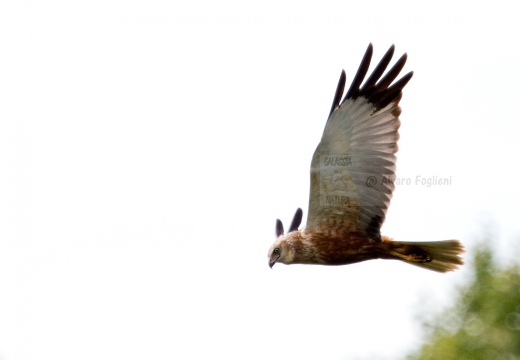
268, 44, 463, 272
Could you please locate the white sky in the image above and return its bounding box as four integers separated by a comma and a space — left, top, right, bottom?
1, 1, 519, 359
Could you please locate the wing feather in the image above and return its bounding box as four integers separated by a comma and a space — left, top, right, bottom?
360, 45, 395, 92
343, 44, 373, 100
306, 45, 413, 240
329, 70, 346, 117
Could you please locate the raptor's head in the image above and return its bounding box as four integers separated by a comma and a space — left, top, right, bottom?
268, 208, 303, 268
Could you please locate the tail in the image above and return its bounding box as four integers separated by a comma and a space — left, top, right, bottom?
382, 238, 464, 273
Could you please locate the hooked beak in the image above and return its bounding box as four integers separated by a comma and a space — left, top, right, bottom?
269, 255, 279, 269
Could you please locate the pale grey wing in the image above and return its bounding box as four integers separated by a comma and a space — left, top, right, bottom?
305, 44, 413, 240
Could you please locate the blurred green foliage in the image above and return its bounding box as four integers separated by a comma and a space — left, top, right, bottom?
408, 242, 520, 359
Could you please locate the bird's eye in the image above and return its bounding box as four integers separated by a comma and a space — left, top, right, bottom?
274, 248, 280, 254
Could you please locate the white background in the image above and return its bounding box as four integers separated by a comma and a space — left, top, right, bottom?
1, 1, 519, 359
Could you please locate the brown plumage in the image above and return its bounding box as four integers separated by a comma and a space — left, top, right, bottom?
268, 44, 464, 273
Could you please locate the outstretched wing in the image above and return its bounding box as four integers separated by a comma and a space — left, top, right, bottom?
305, 44, 413, 240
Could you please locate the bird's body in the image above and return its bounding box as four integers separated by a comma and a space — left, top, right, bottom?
268, 44, 464, 273
278, 229, 382, 266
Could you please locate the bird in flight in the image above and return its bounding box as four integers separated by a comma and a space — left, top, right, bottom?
268, 44, 463, 272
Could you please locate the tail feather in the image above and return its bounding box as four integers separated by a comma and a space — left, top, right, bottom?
385, 239, 464, 273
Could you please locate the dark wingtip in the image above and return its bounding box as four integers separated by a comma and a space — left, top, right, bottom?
343, 43, 373, 101
288, 208, 303, 233
276, 219, 284, 237
360, 44, 395, 93
372, 70, 414, 109
333, 44, 412, 111
328, 70, 346, 117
